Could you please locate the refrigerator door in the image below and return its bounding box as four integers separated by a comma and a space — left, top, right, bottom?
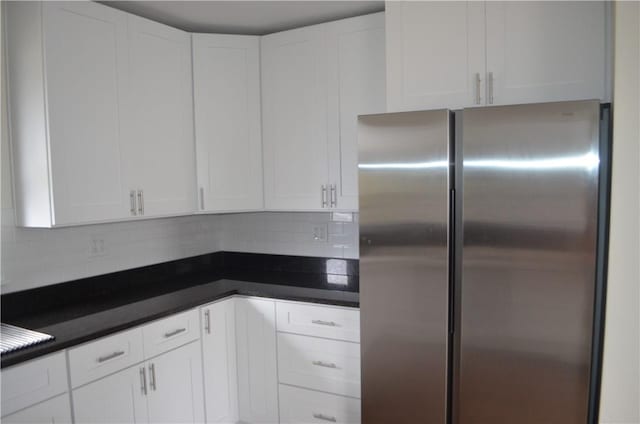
459, 101, 600, 424
358, 110, 451, 424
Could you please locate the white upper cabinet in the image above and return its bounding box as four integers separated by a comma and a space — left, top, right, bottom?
262, 14, 385, 211
386, 1, 609, 111
261, 24, 330, 211
5, 1, 131, 227
485, 1, 608, 105
326, 13, 386, 211
386, 1, 485, 111
192, 34, 263, 213
125, 15, 196, 218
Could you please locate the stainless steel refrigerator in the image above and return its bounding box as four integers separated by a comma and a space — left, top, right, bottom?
358, 100, 609, 424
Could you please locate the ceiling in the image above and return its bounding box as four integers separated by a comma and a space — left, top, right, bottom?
101, 1, 385, 35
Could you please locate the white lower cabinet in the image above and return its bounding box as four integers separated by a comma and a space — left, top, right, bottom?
201, 299, 239, 423
235, 297, 279, 424
279, 385, 360, 424
72, 364, 148, 424
73, 341, 204, 424
1, 393, 72, 424
146, 341, 205, 424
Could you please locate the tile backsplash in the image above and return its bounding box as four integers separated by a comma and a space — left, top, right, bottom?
0, 210, 358, 294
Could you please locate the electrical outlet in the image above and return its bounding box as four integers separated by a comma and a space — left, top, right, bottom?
312, 225, 327, 242
89, 236, 107, 257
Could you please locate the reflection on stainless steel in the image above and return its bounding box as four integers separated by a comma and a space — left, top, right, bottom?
358, 110, 450, 424
458, 101, 600, 424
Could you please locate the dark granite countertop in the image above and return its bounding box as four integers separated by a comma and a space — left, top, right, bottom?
1, 253, 359, 368
2, 278, 359, 368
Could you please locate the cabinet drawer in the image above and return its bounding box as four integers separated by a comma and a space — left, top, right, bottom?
2, 393, 72, 424
279, 384, 360, 424
68, 327, 144, 388
276, 302, 360, 342
277, 333, 361, 398
1, 351, 68, 417
142, 309, 199, 359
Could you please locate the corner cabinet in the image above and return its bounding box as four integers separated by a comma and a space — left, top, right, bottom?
386, 1, 610, 112
5, 1, 196, 227
261, 13, 385, 211
192, 34, 263, 213
124, 15, 197, 219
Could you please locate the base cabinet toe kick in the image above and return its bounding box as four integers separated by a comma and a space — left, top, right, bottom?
1, 297, 361, 424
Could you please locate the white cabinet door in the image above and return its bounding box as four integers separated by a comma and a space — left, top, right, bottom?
2, 393, 72, 424
125, 15, 196, 218
42, 1, 131, 225
193, 34, 263, 213
73, 365, 148, 424
261, 25, 330, 211
385, 1, 486, 112
485, 1, 608, 106
201, 300, 239, 423
327, 13, 386, 211
235, 298, 279, 423
146, 341, 205, 424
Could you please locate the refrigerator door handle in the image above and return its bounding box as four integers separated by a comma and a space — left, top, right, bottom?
475, 73, 482, 104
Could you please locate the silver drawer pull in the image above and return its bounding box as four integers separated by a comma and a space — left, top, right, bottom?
97, 350, 125, 363
312, 360, 338, 369
164, 328, 187, 338
313, 413, 337, 422
311, 319, 338, 327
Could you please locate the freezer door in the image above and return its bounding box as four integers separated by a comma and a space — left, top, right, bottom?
358, 110, 451, 424
459, 101, 600, 424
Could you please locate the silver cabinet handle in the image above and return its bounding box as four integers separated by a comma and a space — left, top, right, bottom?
140, 366, 147, 395
200, 187, 205, 210
164, 328, 186, 338
312, 360, 338, 369
321, 185, 328, 208
311, 319, 338, 327
137, 190, 143, 215
487, 71, 494, 104
313, 413, 337, 422
97, 350, 125, 363
204, 310, 211, 334
330, 184, 337, 207
475, 73, 482, 104
130, 190, 137, 216
149, 363, 156, 391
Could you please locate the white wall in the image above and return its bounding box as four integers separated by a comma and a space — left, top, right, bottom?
599, 2, 640, 424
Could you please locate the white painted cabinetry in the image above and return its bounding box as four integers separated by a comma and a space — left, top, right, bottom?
261, 13, 385, 211
485, 1, 608, 106
386, 1, 485, 111
145, 341, 205, 424
261, 24, 330, 211
235, 297, 280, 423
125, 14, 196, 218
326, 13, 386, 211
0, 352, 70, 419
193, 34, 263, 213
201, 299, 239, 423
72, 364, 148, 424
5, 1, 131, 227
386, 1, 609, 111
2, 394, 72, 424
5, 1, 197, 226
70, 310, 204, 424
